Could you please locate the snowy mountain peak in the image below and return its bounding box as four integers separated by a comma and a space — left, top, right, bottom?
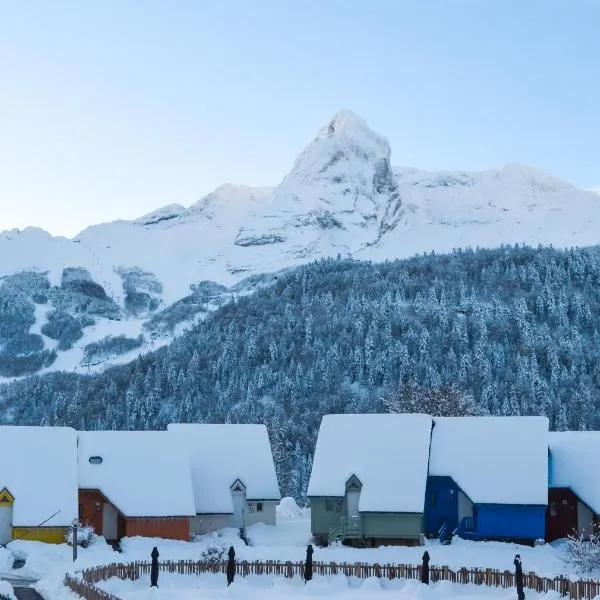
306, 110, 390, 165
235, 111, 402, 255
317, 109, 373, 139
284, 110, 394, 198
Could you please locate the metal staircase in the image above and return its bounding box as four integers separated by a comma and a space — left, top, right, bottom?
438, 521, 452, 544
328, 516, 362, 545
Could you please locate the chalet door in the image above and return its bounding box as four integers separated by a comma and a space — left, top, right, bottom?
346, 490, 360, 519
0, 505, 12, 545
102, 503, 118, 541
231, 490, 246, 529
547, 489, 578, 541
578, 501, 594, 538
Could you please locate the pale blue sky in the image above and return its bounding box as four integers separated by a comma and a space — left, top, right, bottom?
1, 0, 598, 237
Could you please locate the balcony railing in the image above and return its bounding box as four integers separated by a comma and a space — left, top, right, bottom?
457, 516, 475, 534
328, 516, 362, 544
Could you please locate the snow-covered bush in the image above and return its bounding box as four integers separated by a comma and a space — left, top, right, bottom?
65, 523, 95, 548
0, 580, 15, 600
200, 544, 227, 564
565, 527, 600, 573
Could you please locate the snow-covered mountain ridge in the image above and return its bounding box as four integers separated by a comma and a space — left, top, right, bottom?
1, 109, 599, 377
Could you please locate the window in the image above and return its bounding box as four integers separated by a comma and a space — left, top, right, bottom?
256, 502, 263, 512
89, 456, 103, 465
325, 500, 334, 512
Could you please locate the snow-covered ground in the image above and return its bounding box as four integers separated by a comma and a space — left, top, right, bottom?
0, 499, 593, 599
95, 572, 565, 600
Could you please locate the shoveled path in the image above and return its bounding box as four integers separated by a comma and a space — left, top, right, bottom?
13, 588, 44, 600
1, 573, 42, 600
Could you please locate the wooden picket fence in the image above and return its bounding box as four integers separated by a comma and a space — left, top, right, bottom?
63, 559, 600, 600
64, 573, 121, 600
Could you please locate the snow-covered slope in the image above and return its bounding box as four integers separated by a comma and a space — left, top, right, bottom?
2, 109, 599, 377
0, 227, 98, 289
365, 164, 600, 261
75, 183, 273, 304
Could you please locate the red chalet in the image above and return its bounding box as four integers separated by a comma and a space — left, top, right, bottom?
547, 432, 600, 541
78, 431, 195, 542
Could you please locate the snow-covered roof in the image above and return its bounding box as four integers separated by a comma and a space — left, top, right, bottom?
77, 431, 196, 517
429, 416, 549, 505
0, 426, 78, 527
307, 414, 433, 513
549, 431, 600, 514
167, 424, 280, 514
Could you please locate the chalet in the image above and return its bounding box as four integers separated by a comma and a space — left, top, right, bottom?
307, 413, 433, 547
0, 426, 78, 544
167, 424, 280, 535
547, 432, 600, 541
425, 416, 548, 543
77, 431, 196, 541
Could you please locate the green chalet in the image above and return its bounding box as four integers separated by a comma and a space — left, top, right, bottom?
307, 413, 433, 546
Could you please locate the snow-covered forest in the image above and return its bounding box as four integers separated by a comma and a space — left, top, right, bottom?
2, 244, 600, 500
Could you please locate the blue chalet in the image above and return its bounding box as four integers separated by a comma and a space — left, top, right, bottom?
425, 416, 549, 543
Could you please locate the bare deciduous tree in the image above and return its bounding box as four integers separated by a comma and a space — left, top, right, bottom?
382, 383, 485, 417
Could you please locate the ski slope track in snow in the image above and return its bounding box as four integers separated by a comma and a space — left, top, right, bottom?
1, 109, 599, 377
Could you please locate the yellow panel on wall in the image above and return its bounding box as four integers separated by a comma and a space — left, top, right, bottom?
11, 527, 67, 544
